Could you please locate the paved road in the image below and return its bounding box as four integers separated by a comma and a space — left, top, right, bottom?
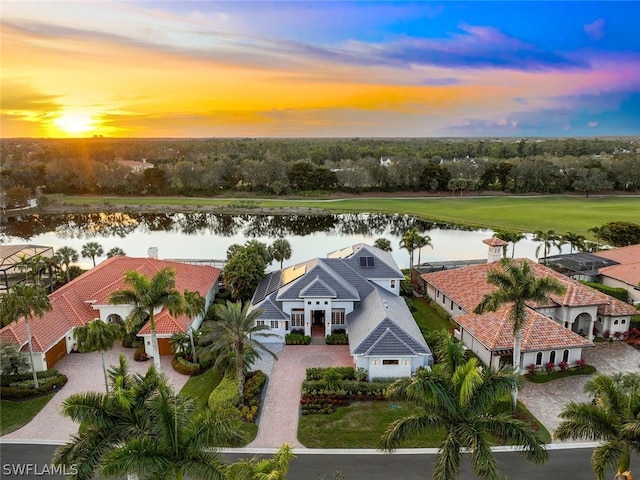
0, 442, 618, 479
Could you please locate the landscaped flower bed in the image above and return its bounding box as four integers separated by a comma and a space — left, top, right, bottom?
525, 359, 596, 383
0, 369, 68, 399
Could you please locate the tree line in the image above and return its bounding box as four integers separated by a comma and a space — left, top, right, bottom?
1, 138, 639, 204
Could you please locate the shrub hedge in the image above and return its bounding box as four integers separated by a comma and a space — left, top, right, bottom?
171, 354, 201, 375
285, 333, 311, 345
581, 282, 629, 302
325, 333, 348, 345
208, 374, 240, 411
300, 377, 391, 414
0, 369, 59, 387
0, 375, 68, 399
306, 367, 358, 381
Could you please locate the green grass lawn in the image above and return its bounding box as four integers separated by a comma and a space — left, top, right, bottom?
55, 195, 640, 237
0, 394, 55, 436
407, 297, 453, 332
179, 367, 223, 411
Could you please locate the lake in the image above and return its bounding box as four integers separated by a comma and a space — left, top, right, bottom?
1, 212, 565, 270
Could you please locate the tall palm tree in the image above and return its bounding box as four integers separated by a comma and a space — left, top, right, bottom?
73, 319, 123, 392
0, 284, 52, 388
473, 259, 566, 410
200, 301, 277, 406
53, 354, 172, 480
81, 241, 104, 267
493, 230, 512, 258
588, 225, 610, 252
533, 229, 561, 262
270, 238, 292, 269
100, 389, 245, 480
563, 231, 586, 254
414, 233, 433, 268
106, 246, 126, 258
373, 238, 393, 252
400, 228, 420, 270
109, 268, 184, 372
15, 255, 32, 283
225, 444, 294, 480
509, 231, 526, 258
555, 374, 640, 480
29, 254, 47, 285
381, 358, 548, 480
56, 246, 79, 283
183, 289, 205, 363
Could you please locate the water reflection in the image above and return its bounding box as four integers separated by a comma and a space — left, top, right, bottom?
1, 212, 548, 269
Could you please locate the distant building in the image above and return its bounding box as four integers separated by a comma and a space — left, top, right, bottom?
115, 159, 154, 172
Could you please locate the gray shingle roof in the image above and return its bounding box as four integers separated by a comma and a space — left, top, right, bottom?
277, 263, 359, 301
344, 244, 404, 279
300, 276, 337, 298
254, 293, 288, 321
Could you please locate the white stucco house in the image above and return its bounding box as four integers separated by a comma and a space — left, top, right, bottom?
595, 244, 640, 306
421, 239, 637, 372
0, 255, 220, 371
250, 243, 433, 380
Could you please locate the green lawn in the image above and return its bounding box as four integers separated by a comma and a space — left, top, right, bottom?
297, 400, 550, 448
407, 297, 453, 332
55, 195, 640, 237
0, 394, 55, 436
179, 367, 223, 411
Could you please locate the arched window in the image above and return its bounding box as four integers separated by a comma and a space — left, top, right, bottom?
622, 319, 626, 324
549, 351, 556, 364
536, 352, 543, 365
563, 349, 569, 363
614, 319, 619, 325
107, 314, 123, 325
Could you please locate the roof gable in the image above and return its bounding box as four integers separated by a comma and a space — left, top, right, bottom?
353, 318, 430, 355
300, 276, 337, 298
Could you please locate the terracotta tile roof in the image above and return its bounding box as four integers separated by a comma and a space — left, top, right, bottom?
483, 237, 508, 247
422, 258, 615, 312
599, 263, 640, 287
456, 306, 593, 352
598, 297, 638, 316
594, 244, 640, 264
0, 256, 220, 352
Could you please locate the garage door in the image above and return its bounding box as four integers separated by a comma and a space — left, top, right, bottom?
157, 338, 172, 356
45, 338, 67, 369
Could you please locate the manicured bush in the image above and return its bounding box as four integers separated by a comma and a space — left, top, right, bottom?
575, 358, 586, 370
527, 363, 537, 376
525, 364, 596, 383
0, 369, 59, 387
300, 378, 391, 414
243, 370, 266, 408
285, 333, 311, 345
171, 354, 201, 375
133, 344, 147, 361
208, 374, 239, 411
581, 282, 629, 302
544, 362, 555, 373
290, 329, 304, 335
306, 367, 357, 381
325, 333, 348, 345
0, 375, 68, 399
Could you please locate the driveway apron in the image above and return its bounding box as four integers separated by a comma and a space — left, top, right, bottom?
2, 344, 189, 442
518, 342, 640, 438
249, 344, 353, 448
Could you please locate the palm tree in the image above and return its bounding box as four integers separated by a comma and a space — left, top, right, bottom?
183, 289, 205, 363
399, 228, 420, 270
0, 284, 52, 388
100, 389, 245, 480
106, 246, 126, 258
533, 229, 561, 262
509, 231, 526, 258
200, 301, 277, 406
495, 230, 527, 258
15, 255, 32, 283
29, 253, 47, 285
270, 238, 292, 269
81, 241, 104, 267
588, 225, 611, 252
563, 231, 586, 254
373, 238, 393, 252
73, 319, 123, 392
56, 246, 79, 283
53, 354, 172, 480
109, 268, 184, 372
414, 233, 433, 268
473, 259, 566, 410
381, 358, 548, 480
225, 444, 294, 480
555, 374, 640, 480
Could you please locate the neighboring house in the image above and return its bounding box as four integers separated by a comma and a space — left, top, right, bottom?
115, 159, 154, 172
251, 243, 433, 380
0, 255, 220, 371
421, 240, 636, 372
594, 244, 640, 306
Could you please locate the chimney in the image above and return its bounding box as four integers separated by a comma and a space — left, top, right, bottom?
147, 247, 158, 259
482, 238, 508, 263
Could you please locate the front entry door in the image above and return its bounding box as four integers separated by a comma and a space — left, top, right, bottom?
313, 310, 325, 326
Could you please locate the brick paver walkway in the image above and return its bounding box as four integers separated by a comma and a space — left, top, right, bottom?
518, 342, 640, 438
2, 344, 189, 442
248, 344, 353, 448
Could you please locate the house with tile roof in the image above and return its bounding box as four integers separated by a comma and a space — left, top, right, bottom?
594, 244, 640, 306
250, 243, 433, 380
421, 240, 636, 372
0, 256, 220, 371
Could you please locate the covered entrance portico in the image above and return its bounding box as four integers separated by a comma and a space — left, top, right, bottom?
571, 312, 595, 340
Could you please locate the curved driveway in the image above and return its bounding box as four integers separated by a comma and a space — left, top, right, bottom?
249, 345, 353, 448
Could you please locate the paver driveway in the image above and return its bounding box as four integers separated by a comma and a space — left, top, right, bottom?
518, 342, 640, 437
249, 344, 353, 448
2, 344, 189, 442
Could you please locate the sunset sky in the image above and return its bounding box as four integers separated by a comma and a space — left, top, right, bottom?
2, 1, 639, 138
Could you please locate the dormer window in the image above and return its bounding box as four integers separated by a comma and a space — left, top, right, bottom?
359, 256, 375, 268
